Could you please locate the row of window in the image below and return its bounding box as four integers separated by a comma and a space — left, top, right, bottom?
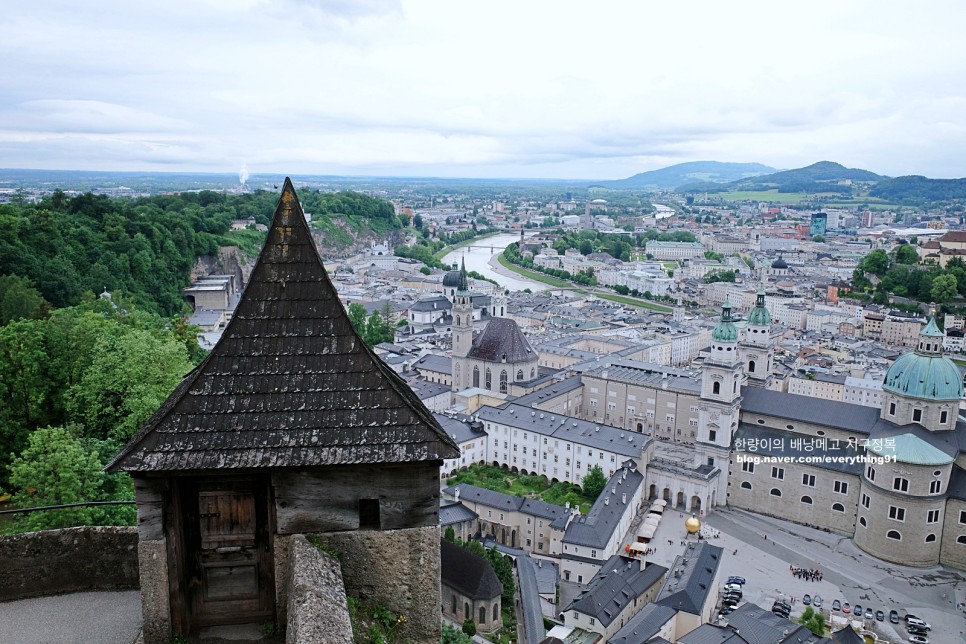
866, 466, 943, 494
886, 401, 950, 425
857, 520, 966, 546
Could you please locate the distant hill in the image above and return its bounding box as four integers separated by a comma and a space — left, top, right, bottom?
677, 161, 884, 195
870, 175, 966, 203
603, 161, 777, 191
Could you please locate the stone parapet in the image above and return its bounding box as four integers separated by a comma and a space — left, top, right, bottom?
285, 535, 352, 644
0, 526, 138, 601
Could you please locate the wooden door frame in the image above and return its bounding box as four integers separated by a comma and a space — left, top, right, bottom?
166, 473, 277, 637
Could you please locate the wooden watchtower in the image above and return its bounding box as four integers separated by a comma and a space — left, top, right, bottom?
108, 179, 459, 643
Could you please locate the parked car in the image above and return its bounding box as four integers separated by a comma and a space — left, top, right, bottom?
876, 610, 885, 622
843, 602, 851, 614
802, 594, 811, 605
718, 605, 736, 616
865, 609, 874, 620
724, 583, 742, 592
722, 596, 740, 606
890, 610, 900, 624
727, 576, 746, 585
832, 599, 842, 611
908, 635, 929, 644
812, 595, 823, 608
853, 603, 861, 616
906, 617, 931, 630
907, 625, 929, 636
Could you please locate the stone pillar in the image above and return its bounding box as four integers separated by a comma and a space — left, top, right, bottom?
138, 540, 171, 644
310, 526, 442, 643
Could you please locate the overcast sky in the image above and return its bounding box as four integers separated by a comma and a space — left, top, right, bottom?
2, 0, 965, 180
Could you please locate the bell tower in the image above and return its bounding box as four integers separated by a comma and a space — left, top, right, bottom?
696, 301, 743, 506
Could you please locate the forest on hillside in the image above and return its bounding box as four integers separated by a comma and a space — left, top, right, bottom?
0, 187, 402, 532
0, 188, 403, 316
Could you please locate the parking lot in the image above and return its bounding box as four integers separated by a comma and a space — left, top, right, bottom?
643, 506, 965, 643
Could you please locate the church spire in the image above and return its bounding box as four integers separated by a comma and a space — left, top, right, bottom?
458, 257, 469, 292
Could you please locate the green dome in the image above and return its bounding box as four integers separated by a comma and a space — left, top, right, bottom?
882, 352, 963, 401
747, 289, 771, 326
712, 301, 738, 343
882, 318, 962, 401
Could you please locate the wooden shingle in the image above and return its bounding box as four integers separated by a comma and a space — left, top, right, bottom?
108, 178, 459, 472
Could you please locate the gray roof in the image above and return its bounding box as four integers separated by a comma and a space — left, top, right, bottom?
413, 353, 453, 375
562, 464, 645, 549
445, 483, 570, 522
607, 603, 678, 644
440, 539, 502, 601
433, 413, 481, 445
409, 296, 452, 312
476, 403, 651, 458
564, 556, 667, 626
947, 464, 966, 501
678, 625, 750, 644
439, 502, 478, 526
512, 376, 584, 407
468, 318, 537, 363
655, 541, 723, 615
405, 377, 451, 402
516, 554, 547, 644
741, 388, 880, 434
107, 178, 459, 472
724, 604, 828, 644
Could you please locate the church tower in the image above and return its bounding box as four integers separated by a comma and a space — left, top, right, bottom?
451, 259, 474, 390
695, 301, 743, 507
739, 288, 774, 388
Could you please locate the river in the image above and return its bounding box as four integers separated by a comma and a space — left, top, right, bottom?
440, 233, 548, 292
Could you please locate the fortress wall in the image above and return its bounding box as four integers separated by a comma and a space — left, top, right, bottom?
0, 526, 139, 601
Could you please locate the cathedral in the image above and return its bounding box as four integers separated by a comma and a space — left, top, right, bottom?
651, 295, 966, 570
448, 262, 539, 394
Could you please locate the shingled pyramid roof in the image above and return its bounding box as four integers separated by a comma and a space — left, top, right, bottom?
108, 178, 458, 472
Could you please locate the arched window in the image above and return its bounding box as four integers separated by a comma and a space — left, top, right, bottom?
480, 606, 486, 624
493, 603, 499, 621
454, 364, 460, 383
473, 366, 480, 388
832, 503, 845, 512
958, 535, 966, 544
770, 488, 782, 497
801, 496, 813, 504
712, 381, 721, 395
741, 481, 752, 490
886, 530, 901, 541
925, 533, 937, 543
530, 368, 535, 378
748, 360, 756, 373
456, 315, 461, 325
451, 595, 456, 614
464, 602, 470, 618
485, 368, 492, 389
859, 517, 867, 527
500, 370, 508, 393
517, 369, 524, 381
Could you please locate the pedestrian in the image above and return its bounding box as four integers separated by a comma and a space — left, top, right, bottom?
733, 549, 738, 555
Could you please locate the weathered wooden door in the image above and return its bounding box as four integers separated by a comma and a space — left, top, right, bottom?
183, 478, 275, 629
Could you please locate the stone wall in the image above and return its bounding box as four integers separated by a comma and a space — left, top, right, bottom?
302, 525, 442, 644
0, 526, 139, 601
285, 535, 352, 644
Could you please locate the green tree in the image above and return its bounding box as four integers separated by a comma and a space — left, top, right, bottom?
798, 606, 826, 636
8, 425, 104, 531
348, 302, 368, 338
444, 526, 456, 542
931, 273, 957, 305
66, 328, 192, 442
441, 622, 472, 644
812, 235, 825, 243
0, 274, 47, 324
858, 249, 890, 276
461, 619, 476, 637
581, 465, 607, 499
894, 244, 919, 265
